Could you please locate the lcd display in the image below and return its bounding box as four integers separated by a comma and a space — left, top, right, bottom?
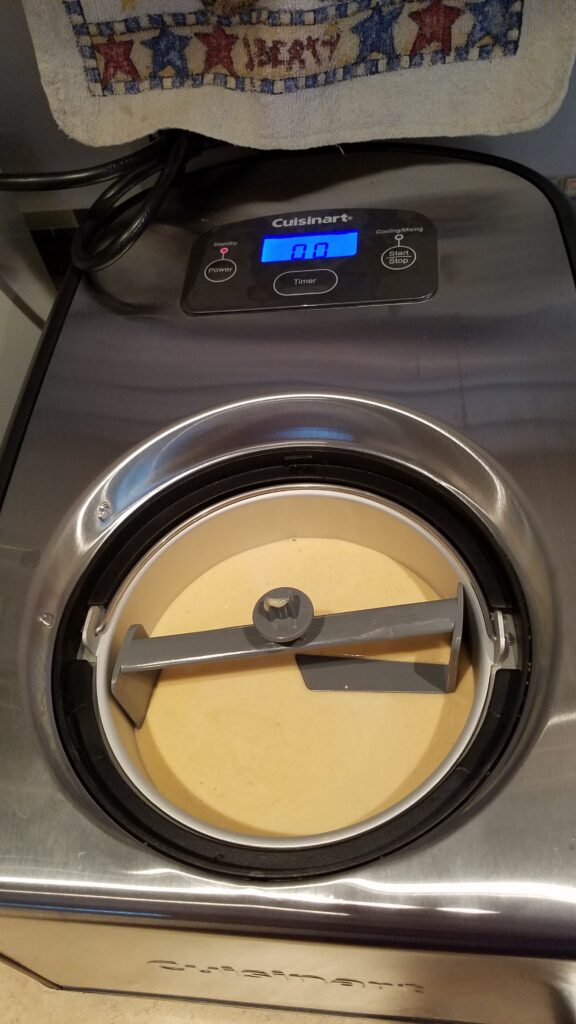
261, 231, 358, 263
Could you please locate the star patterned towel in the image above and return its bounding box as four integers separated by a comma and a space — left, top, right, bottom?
21, 0, 576, 149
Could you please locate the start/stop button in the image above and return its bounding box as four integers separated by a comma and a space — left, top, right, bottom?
381, 234, 418, 271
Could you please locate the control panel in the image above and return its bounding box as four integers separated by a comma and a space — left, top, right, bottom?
182, 208, 437, 315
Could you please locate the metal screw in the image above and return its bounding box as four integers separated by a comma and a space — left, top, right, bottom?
97, 501, 112, 522
39, 613, 54, 627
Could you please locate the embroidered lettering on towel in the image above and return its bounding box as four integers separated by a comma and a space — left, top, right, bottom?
63, 0, 524, 97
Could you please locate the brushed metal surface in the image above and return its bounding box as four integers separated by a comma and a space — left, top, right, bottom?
3, 915, 576, 1024
1, 150, 576, 1020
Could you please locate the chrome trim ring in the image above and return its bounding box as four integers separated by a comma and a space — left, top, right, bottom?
21, 393, 548, 875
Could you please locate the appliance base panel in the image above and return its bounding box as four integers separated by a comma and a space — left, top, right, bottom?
1, 916, 575, 1024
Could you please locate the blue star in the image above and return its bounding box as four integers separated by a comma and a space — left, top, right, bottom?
352, 2, 403, 66
142, 27, 191, 77
466, 0, 517, 49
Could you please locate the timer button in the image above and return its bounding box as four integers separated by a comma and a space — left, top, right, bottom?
273, 269, 338, 296
204, 258, 237, 283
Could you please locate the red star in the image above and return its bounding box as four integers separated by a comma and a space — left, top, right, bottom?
196, 25, 239, 77
409, 0, 462, 56
94, 36, 141, 88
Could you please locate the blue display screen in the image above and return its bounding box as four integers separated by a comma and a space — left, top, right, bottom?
261, 231, 358, 263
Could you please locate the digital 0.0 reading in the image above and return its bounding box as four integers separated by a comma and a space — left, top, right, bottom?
261, 231, 358, 263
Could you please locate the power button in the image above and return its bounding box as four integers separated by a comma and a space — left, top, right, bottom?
204, 258, 237, 284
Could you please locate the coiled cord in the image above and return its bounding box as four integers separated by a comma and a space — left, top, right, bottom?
71, 133, 194, 271
0, 130, 204, 272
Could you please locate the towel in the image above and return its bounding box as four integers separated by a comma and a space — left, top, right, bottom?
21, 0, 576, 149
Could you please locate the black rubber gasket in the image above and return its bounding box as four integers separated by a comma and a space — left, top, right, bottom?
52, 447, 530, 880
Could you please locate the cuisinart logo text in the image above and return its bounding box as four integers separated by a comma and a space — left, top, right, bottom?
272, 213, 353, 227
147, 960, 424, 994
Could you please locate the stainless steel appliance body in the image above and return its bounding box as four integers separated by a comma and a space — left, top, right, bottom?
1, 148, 576, 1023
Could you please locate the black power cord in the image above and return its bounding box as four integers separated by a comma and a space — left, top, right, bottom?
0, 128, 212, 508
71, 132, 193, 270
0, 130, 205, 272
0, 135, 170, 192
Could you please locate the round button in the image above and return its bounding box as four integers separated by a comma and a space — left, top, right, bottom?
381, 245, 417, 271
204, 258, 237, 284
273, 269, 338, 296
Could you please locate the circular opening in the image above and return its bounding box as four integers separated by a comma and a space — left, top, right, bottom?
92, 485, 495, 848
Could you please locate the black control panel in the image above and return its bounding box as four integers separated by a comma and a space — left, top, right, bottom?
182, 208, 437, 315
